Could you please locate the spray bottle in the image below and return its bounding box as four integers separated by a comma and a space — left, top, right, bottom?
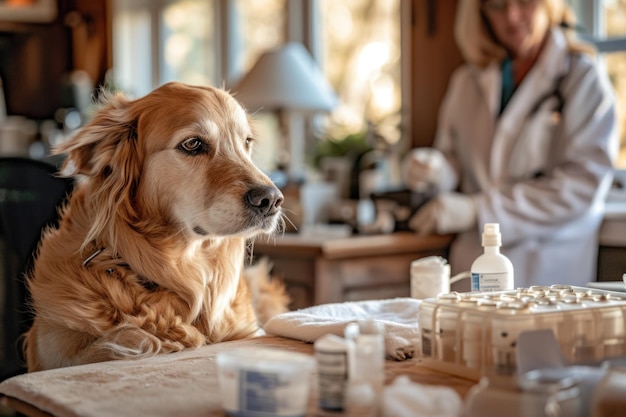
470, 223, 514, 291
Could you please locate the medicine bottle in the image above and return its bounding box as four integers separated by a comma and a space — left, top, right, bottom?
343, 320, 384, 416
470, 223, 514, 291
314, 333, 352, 411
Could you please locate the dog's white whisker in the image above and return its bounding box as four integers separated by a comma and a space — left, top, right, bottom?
282, 213, 298, 233
244, 238, 254, 259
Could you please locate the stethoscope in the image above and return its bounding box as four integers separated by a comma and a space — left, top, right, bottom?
528, 73, 566, 117
528, 54, 578, 117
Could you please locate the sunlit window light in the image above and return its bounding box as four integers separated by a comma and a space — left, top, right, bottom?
368, 74, 398, 122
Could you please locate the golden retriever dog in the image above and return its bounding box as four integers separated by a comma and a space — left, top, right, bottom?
23, 82, 290, 371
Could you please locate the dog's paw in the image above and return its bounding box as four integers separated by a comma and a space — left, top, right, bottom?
385, 335, 418, 361
389, 346, 416, 361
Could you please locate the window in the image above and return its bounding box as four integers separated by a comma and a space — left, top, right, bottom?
318, 0, 403, 143
111, 0, 407, 175
570, 0, 626, 167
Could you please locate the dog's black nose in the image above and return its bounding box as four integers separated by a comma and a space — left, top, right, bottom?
245, 185, 284, 216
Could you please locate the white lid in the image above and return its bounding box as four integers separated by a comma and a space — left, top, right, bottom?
216, 347, 315, 373
482, 223, 502, 247
315, 333, 351, 350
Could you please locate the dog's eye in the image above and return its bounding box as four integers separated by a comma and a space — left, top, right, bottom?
245, 137, 254, 149
178, 137, 207, 155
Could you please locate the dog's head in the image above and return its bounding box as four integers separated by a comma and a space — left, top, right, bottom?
56, 82, 284, 246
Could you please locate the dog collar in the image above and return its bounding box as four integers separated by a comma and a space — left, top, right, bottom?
83, 248, 104, 266
82, 246, 159, 292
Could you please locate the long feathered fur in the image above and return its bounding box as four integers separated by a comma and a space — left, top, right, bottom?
23, 82, 289, 371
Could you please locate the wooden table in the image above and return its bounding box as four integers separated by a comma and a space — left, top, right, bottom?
252, 232, 453, 309
0, 336, 476, 417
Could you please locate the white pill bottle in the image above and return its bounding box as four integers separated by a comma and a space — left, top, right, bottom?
470, 223, 514, 291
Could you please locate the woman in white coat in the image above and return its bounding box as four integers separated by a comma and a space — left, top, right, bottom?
404, 0, 619, 288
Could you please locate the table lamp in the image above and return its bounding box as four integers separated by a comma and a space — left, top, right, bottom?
232, 42, 338, 182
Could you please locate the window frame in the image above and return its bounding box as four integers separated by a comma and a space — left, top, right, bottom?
572, 0, 626, 53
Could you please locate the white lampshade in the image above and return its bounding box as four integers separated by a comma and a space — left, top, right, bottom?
233, 42, 338, 113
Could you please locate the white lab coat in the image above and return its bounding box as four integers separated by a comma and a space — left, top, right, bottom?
435, 28, 619, 288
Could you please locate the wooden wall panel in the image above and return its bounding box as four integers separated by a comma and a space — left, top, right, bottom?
410, 0, 464, 148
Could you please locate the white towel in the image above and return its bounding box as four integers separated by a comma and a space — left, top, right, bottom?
264, 297, 421, 360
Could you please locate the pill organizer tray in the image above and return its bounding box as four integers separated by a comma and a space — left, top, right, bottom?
417, 285, 626, 380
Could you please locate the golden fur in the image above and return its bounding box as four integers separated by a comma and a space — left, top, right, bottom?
23, 82, 289, 371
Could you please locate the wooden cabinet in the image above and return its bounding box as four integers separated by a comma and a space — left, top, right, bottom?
252, 232, 452, 309
0, 0, 110, 120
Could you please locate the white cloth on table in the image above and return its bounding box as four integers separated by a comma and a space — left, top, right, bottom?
264, 297, 421, 360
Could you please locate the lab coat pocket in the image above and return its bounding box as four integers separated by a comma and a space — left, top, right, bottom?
508, 106, 561, 180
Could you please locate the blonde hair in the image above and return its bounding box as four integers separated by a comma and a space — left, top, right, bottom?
454, 0, 595, 67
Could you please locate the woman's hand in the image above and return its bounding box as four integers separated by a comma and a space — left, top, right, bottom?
402, 148, 458, 193
409, 192, 477, 235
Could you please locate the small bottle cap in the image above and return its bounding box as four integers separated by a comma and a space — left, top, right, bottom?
357, 318, 383, 335
482, 223, 502, 247
344, 322, 360, 340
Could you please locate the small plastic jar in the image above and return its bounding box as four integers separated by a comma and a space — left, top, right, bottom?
216, 347, 315, 417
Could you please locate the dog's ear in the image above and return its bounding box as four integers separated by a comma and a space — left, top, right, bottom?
54, 91, 143, 248
55, 92, 139, 178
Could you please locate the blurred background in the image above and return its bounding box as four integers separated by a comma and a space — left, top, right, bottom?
2, 0, 626, 264
1, 0, 626, 247
1, 1, 626, 169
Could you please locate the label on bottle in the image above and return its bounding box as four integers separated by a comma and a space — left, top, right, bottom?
235, 369, 304, 415
315, 349, 349, 410
471, 272, 510, 291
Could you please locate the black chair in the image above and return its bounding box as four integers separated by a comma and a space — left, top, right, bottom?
0, 157, 73, 380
